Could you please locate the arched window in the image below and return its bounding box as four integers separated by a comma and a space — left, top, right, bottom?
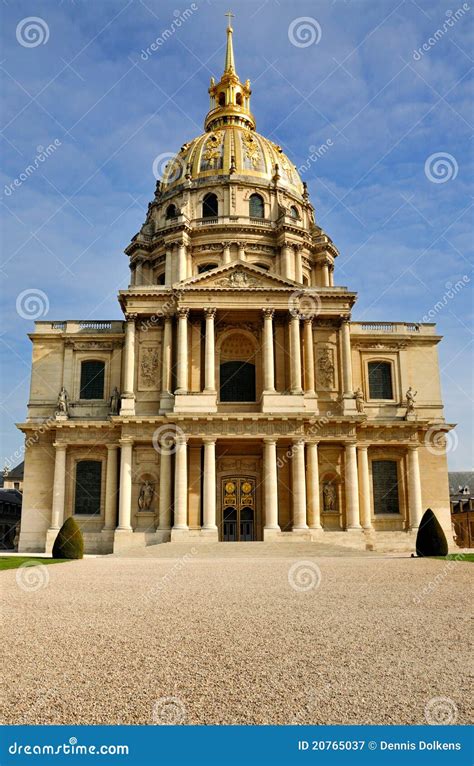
372, 461, 399, 514
80, 360, 105, 400
165, 204, 178, 219
198, 262, 218, 274
220, 361, 256, 402
74, 460, 102, 515
202, 193, 218, 218
236, 93, 243, 106
368, 361, 393, 399
218, 92, 226, 107
156, 272, 166, 285
253, 262, 269, 271
249, 193, 264, 219
290, 205, 300, 219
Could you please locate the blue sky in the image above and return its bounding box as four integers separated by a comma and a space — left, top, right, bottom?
1, 0, 472, 470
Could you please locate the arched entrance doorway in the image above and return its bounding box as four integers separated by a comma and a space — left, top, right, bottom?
221, 477, 256, 541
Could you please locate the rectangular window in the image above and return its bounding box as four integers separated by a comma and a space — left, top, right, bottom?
74, 460, 102, 515
372, 460, 400, 514
80, 361, 105, 399
368, 361, 393, 399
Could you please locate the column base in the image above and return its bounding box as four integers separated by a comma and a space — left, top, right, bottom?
120, 395, 135, 416
45, 527, 59, 555
341, 394, 357, 414
170, 527, 190, 542
291, 528, 311, 541
263, 526, 281, 541
200, 527, 219, 541
113, 528, 135, 553
346, 525, 363, 531
159, 392, 174, 412
304, 393, 319, 413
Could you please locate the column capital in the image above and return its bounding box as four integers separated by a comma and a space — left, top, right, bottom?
306, 438, 320, 446
177, 307, 190, 318
106, 443, 119, 452
407, 443, 420, 451
175, 432, 189, 445
202, 436, 216, 445
293, 242, 304, 252
357, 443, 370, 452
263, 436, 277, 445
52, 442, 67, 451
124, 313, 138, 323
119, 437, 134, 446
262, 307, 274, 319
341, 315, 351, 325
292, 437, 305, 446
204, 307, 217, 318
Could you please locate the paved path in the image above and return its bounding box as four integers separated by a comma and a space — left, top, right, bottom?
1, 547, 471, 725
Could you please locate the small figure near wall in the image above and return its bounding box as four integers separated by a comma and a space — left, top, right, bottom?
55, 386, 69, 418
323, 482, 337, 512
109, 387, 120, 416
405, 387, 417, 419
354, 387, 365, 413
138, 480, 154, 512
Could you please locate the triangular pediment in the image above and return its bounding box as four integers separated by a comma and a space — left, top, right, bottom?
178, 262, 299, 290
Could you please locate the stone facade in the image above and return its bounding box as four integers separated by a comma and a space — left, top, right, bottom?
17, 22, 454, 554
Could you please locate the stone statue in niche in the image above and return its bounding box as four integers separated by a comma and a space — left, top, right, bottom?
109, 387, 120, 416
317, 348, 335, 389
354, 387, 365, 413
404, 387, 417, 419
323, 482, 337, 512
138, 481, 154, 512
55, 386, 69, 418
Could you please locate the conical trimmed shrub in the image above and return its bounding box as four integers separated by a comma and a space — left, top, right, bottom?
416, 508, 448, 557
52, 517, 84, 559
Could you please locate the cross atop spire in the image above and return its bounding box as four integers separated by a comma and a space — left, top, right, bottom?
224, 10, 235, 73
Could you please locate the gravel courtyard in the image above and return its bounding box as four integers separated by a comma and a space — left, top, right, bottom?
1, 543, 472, 726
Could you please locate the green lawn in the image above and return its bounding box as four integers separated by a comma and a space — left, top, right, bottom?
0, 556, 71, 571
436, 553, 474, 562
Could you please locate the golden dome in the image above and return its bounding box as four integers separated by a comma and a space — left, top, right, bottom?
161, 127, 304, 196
160, 14, 304, 198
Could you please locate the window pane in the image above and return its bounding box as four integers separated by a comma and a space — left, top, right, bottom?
202, 194, 218, 217
74, 461, 102, 515
372, 460, 399, 514
368, 361, 393, 399
80, 361, 105, 399
220, 361, 256, 402
249, 194, 264, 218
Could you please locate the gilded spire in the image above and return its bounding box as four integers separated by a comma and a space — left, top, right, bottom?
224, 10, 235, 73
205, 12, 256, 132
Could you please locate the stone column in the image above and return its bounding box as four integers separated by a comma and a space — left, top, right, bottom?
281, 243, 294, 280
303, 318, 316, 395
321, 258, 330, 287
135, 259, 143, 286
262, 309, 275, 393
118, 439, 133, 530
50, 444, 67, 529
173, 434, 188, 529
289, 315, 303, 393
161, 316, 173, 395
294, 244, 303, 283
177, 239, 187, 282
237, 241, 246, 261
345, 442, 361, 529
223, 243, 231, 264
264, 438, 280, 530
357, 445, 373, 529
103, 445, 119, 530
202, 438, 217, 530
306, 440, 321, 529
158, 449, 172, 530
121, 316, 136, 414
175, 308, 189, 394
340, 317, 354, 400
407, 445, 423, 529
164, 246, 173, 285
292, 439, 308, 529
329, 267, 334, 287
204, 308, 216, 393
